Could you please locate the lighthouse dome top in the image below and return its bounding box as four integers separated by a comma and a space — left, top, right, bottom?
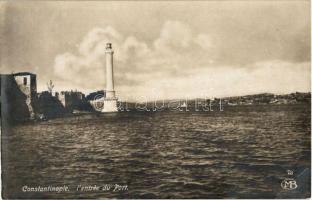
106, 43, 112, 49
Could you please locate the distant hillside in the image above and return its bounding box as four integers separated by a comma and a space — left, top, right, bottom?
117, 92, 311, 111
223, 92, 311, 105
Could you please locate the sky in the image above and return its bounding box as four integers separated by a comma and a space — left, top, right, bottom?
0, 1, 310, 101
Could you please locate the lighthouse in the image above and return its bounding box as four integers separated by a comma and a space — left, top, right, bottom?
102, 43, 118, 112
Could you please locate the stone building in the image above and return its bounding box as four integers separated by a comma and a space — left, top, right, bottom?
56, 91, 92, 112
0, 72, 37, 122
12, 72, 37, 118
37, 91, 67, 118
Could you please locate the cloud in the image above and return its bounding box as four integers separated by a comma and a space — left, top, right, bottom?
78, 26, 123, 57
154, 20, 192, 52
118, 61, 310, 101
53, 21, 214, 88
52, 20, 310, 100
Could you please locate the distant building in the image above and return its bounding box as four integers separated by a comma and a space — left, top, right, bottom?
37, 91, 67, 118
56, 90, 92, 112
0, 72, 37, 121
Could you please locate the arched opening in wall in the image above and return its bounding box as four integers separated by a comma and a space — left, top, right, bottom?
23, 77, 27, 85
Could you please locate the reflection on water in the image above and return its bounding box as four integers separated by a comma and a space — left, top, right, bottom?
2, 105, 311, 198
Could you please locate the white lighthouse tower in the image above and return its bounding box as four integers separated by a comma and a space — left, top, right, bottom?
102, 43, 118, 112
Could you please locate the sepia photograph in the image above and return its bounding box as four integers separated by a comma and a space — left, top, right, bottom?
0, 0, 311, 199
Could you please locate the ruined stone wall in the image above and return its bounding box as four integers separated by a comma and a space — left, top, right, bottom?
13, 74, 37, 119
1, 75, 31, 123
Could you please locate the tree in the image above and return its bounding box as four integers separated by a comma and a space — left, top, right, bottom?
47, 80, 54, 94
